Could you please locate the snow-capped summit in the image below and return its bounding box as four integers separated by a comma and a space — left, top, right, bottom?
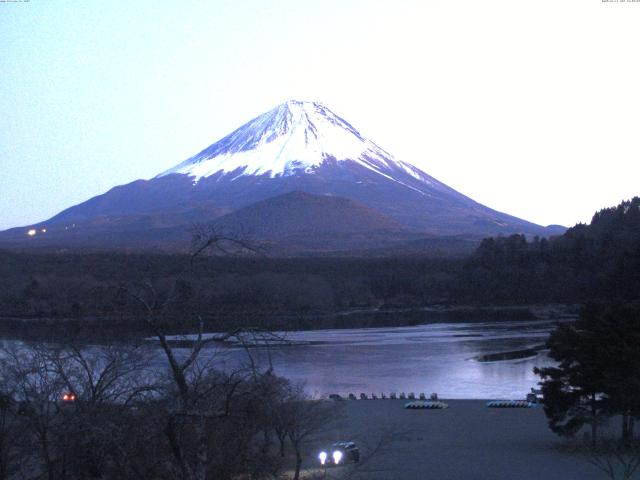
0, 100, 565, 253
158, 100, 429, 184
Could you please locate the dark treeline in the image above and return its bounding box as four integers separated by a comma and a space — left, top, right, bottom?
1, 197, 639, 338
462, 197, 640, 304
520, 198, 640, 454
0, 253, 462, 334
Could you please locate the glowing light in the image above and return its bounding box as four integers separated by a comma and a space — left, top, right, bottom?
41, 228, 47, 233
318, 451, 327, 465
27, 229, 36, 237
332, 450, 343, 464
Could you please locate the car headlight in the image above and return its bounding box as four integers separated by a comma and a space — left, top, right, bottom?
318, 451, 328, 465
332, 450, 343, 464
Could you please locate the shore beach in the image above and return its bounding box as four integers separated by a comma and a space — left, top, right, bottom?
298, 399, 613, 480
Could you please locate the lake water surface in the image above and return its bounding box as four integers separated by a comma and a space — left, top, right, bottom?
1, 319, 559, 400
198, 319, 558, 399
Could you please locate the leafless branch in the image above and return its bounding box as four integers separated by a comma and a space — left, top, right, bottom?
189, 223, 264, 264
587, 440, 640, 480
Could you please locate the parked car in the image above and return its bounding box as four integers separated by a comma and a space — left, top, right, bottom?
318, 441, 360, 466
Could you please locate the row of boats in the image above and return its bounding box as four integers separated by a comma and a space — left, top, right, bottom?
329, 388, 543, 409
329, 392, 440, 401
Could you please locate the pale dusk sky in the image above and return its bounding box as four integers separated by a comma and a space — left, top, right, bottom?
1, 0, 639, 230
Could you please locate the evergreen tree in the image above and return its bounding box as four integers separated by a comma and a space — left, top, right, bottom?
535, 319, 609, 446
536, 303, 640, 445
584, 304, 640, 443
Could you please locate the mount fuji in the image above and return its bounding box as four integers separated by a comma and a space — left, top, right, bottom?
0, 100, 564, 254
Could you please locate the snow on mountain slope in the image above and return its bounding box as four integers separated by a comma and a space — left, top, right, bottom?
0, 99, 565, 253
158, 100, 439, 191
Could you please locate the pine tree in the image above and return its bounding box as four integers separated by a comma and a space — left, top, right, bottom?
536, 303, 640, 445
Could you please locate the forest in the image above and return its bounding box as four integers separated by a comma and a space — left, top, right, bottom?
0, 197, 638, 339
462, 196, 640, 304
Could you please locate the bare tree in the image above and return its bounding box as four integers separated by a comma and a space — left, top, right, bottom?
1, 345, 67, 480
190, 223, 263, 261
124, 225, 266, 480
47, 343, 157, 407
45, 343, 157, 479
588, 440, 640, 480
0, 341, 161, 480
282, 388, 338, 480
0, 389, 19, 480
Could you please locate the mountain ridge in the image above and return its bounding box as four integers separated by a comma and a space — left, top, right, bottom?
0, 100, 565, 254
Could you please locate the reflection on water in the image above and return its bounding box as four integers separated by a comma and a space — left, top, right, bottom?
195, 320, 558, 399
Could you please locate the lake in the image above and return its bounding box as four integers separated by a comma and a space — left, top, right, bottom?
189, 319, 558, 399
1, 319, 559, 400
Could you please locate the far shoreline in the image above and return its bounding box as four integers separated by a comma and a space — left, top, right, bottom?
0, 303, 578, 343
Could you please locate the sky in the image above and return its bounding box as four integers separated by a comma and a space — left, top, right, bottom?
1, 0, 639, 231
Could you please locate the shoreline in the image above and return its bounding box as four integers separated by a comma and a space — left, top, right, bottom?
0, 303, 578, 343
